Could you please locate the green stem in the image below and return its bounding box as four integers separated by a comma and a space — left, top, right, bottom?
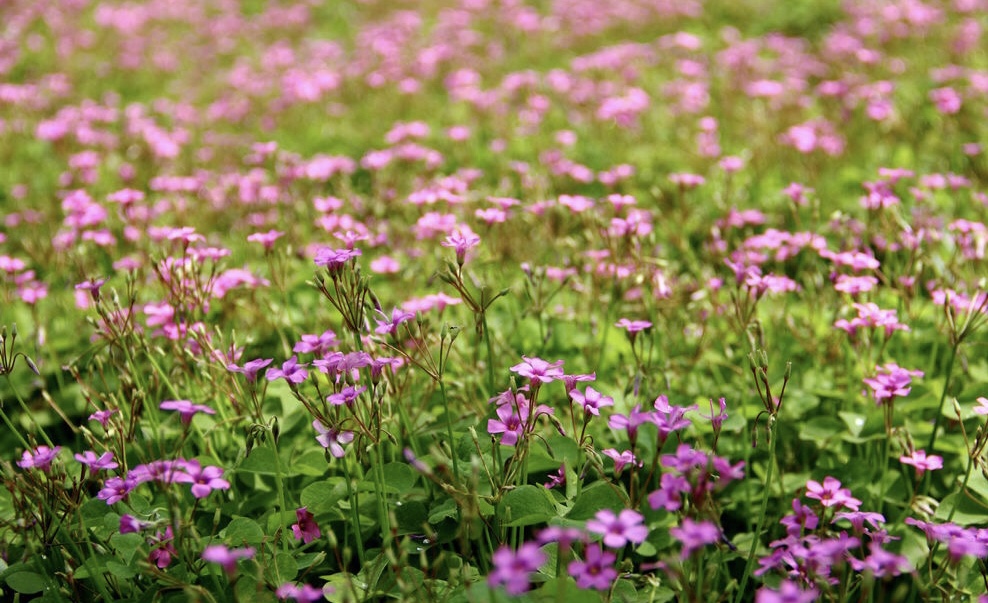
440, 379, 461, 480
926, 344, 957, 457
483, 313, 495, 395
341, 460, 367, 566
269, 436, 291, 558
734, 420, 777, 603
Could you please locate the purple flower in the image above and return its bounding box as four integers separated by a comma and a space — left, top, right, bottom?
326, 385, 366, 406
266, 356, 309, 385
863, 363, 923, 403
805, 476, 861, 511
670, 518, 721, 558
615, 318, 652, 333
98, 476, 137, 505
568, 543, 617, 590
569, 386, 614, 416
89, 409, 118, 428
276, 583, 327, 602
607, 404, 653, 444
487, 542, 545, 595
374, 307, 416, 336
899, 450, 943, 476
602, 449, 640, 475
74, 450, 119, 472
293, 331, 339, 356
510, 356, 565, 384
647, 473, 690, 512
849, 542, 911, 577
148, 527, 176, 569
543, 465, 566, 489
202, 544, 255, 576
586, 509, 648, 548
537, 526, 586, 548
313, 421, 354, 458
700, 397, 728, 430
120, 514, 147, 534
227, 358, 273, 382
17, 446, 62, 471
441, 229, 481, 264
291, 507, 321, 544
173, 460, 230, 498
755, 580, 818, 603
159, 400, 216, 425
314, 247, 361, 273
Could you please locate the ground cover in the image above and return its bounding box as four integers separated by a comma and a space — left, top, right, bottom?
1, 0, 988, 601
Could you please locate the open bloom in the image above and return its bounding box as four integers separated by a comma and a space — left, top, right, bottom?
202, 545, 255, 576
291, 507, 321, 544
160, 400, 216, 425
266, 356, 309, 384
900, 450, 943, 476
17, 446, 62, 471
510, 356, 565, 384
586, 509, 648, 548
173, 460, 230, 498
487, 543, 545, 595
568, 543, 617, 590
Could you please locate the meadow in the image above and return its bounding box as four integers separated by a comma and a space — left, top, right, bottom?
1, 0, 988, 601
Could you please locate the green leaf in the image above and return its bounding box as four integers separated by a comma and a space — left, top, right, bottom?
428, 499, 458, 524
798, 417, 844, 442
532, 577, 602, 603
106, 561, 136, 579
497, 485, 557, 527
300, 479, 347, 514
381, 462, 417, 492
224, 516, 266, 545
265, 552, 298, 583
567, 482, 626, 521
238, 447, 282, 475
394, 500, 429, 535
110, 532, 144, 564
935, 492, 988, 526
293, 449, 330, 476
5, 570, 45, 594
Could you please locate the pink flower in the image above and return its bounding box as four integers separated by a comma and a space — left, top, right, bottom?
247, 229, 284, 250
313, 421, 354, 458
276, 583, 327, 602
670, 518, 721, 558
441, 229, 480, 265
509, 356, 565, 384
291, 507, 321, 544
74, 450, 119, 472
569, 386, 614, 416
900, 450, 943, 476
586, 509, 648, 548
863, 363, 923, 403
173, 460, 230, 498
202, 544, 255, 576
488, 543, 545, 595
159, 400, 216, 425
266, 356, 309, 384
568, 543, 617, 590
615, 318, 652, 333
148, 527, 177, 569
805, 476, 861, 511
975, 397, 988, 415
17, 446, 61, 471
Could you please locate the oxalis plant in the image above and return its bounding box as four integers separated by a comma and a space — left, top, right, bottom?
2, 1, 988, 602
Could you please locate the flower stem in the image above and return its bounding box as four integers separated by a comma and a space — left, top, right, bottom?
734, 419, 776, 603
926, 344, 957, 457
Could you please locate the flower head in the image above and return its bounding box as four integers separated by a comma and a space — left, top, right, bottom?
159, 400, 216, 425
488, 542, 545, 595
202, 544, 255, 576
568, 543, 617, 590
291, 507, 321, 544
17, 446, 62, 471
586, 509, 649, 548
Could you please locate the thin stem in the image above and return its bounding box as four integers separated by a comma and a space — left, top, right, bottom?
926, 344, 957, 457
734, 419, 777, 603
